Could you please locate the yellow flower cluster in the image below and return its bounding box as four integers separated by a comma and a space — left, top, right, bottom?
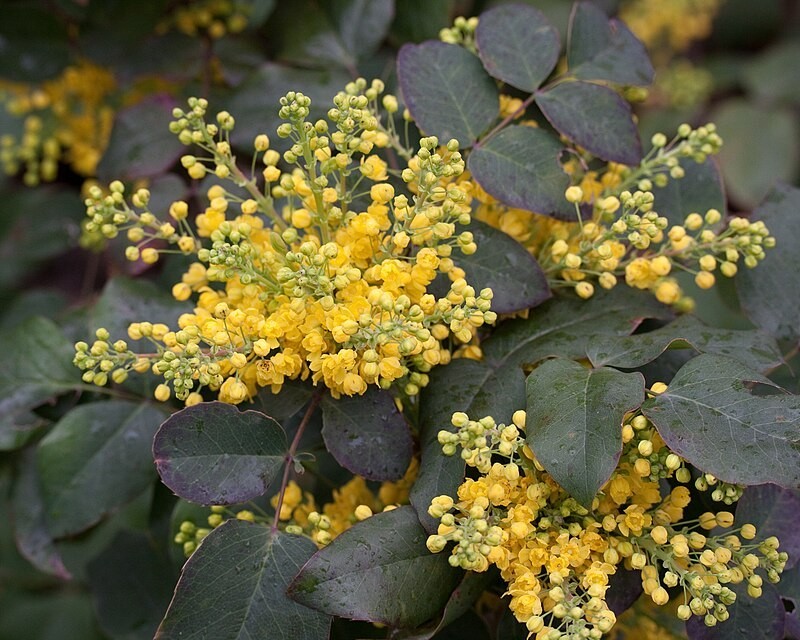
619, 0, 722, 54
176, 460, 418, 556
74, 84, 495, 402
427, 405, 787, 639
474, 124, 774, 307
156, 0, 249, 38
0, 60, 116, 184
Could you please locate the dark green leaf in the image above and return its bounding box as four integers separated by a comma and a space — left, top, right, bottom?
0, 317, 80, 449
12, 449, 71, 579
585, 315, 782, 373
97, 96, 184, 182
398, 41, 498, 147
271, 0, 393, 70
642, 354, 800, 489
535, 81, 641, 165
525, 358, 644, 506
87, 531, 179, 640
0, 5, 71, 81
650, 158, 726, 224
37, 401, 166, 537
157, 521, 330, 640
322, 388, 412, 482
154, 402, 287, 505
254, 379, 315, 423
391, 0, 453, 43
566, 2, 654, 85
0, 185, 85, 292
710, 99, 799, 209
289, 506, 461, 627
411, 358, 525, 533
482, 287, 670, 372
400, 569, 496, 640
685, 581, 785, 640
742, 40, 800, 104
475, 4, 559, 91
735, 484, 800, 570
227, 64, 351, 149
468, 125, 573, 218
0, 591, 105, 640
90, 277, 191, 351
737, 184, 800, 342
456, 220, 551, 314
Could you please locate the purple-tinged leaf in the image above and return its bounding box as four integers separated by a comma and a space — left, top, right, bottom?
736, 484, 800, 570
153, 402, 287, 505
536, 81, 642, 165
476, 4, 559, 91
686, 581, 785, 640
398, 41, 498, 146
321, 388, 412, 482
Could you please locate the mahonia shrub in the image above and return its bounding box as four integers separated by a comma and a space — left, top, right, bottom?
3, 2, 800, 640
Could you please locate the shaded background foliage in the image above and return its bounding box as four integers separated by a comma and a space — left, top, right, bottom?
1, 0, 799, 639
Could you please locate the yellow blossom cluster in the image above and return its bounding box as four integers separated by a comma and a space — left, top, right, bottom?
619, 0, 722, 54
156, 0, 250, 38
0, 60, 116, 184
74, 84, 495, 403
427, 404, 787, 639
175, 459, 418, 556
473, 124, 774, 307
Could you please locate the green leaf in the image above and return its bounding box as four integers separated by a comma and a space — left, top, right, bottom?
737, 184, 800, 342
710, 99, 800, 209
37, 401, 166, 538
0, 185, 85, 292
391, 0, 454, 43
226, 64, 351, 150
0, 5, 71, 81
12, 449, 71, 579
467, 125, 573, 218
97, 96, 184, 182
642, 354, 800, 489
535, 81, 642, 165
525, 359, 644, 506
585, 315, 782, 373
685, 581, 786, 640
322, 389, 412, 482
482, 287, 671, 372
0, 317, 80, 450
0, 591, 106, 640
412, 289, 668, 532
397, 41, 498, 147
399, 569, 496, 640
153, 402, 288, 505
456, 220, 551, 314
411, 358, 525, 533
288, 506, 461, 627
566, 1, 654, 86
157, 521, 330, 640
271, 0, 393, 70
87, 531, 179, 640
735, 484, 800, 570
742, 40, 800, 105
475, 4, 559, 91
650, 158, 726, 224
90, 277, 191, 350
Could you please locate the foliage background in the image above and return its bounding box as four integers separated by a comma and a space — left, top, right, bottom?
0, 0, 798, 638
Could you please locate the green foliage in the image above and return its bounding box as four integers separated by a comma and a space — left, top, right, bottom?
2, 0, 799, 639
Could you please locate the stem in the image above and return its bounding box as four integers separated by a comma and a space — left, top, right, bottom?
271, 389, 325, 533
475, 93, 537, 148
